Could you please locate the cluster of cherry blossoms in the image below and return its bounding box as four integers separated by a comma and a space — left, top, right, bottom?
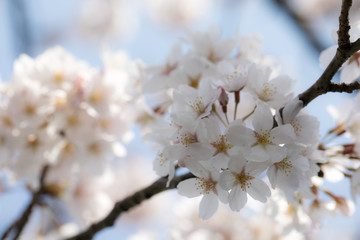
144, 26, 324, 221
0, 46, 146, 227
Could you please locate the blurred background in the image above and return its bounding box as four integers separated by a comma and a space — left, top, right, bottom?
0, 0, 359, 239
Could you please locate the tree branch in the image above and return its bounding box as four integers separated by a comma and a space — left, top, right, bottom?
337, 0, 352, 49
328, 81, 360, 93
1, 165, 49, 240
66, 172, 195, 240
298, 0, 360, 106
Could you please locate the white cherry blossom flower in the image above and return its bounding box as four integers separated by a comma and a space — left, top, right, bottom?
177, 161, 228, 219
246, 64, 294, 108
197, 118, 234, 170
186, 26, 235, 64
267, 144, 310, 201
216, 61, 249, 92
219, 153, 270, 211
277, 98, 320, 145
226, 104, 295, 163
171, 79, 220, 129
144, 43, 187, 92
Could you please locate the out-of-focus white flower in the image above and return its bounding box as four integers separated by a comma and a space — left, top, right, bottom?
186, 26, 235, 64
146, 0, 213, 28
1, 46, 141, 186
351, 168, 360, 201
144, 43, 187, 93
78, 0, 138, 40
237, 34, 263, 62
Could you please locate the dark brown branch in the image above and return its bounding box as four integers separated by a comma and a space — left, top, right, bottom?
298, 46, 356, 105
66, 172, 195, 240
1, 165, 49, 240
298, 0, 359, 106
328, 81, 360, 93
337, 0, 352, 49
273, 0, 325, 53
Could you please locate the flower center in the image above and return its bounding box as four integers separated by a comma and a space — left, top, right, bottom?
290, 119, 302, 134
188, 74, 201, 89
157, 152, 167, 166
274, 157, 293, 176
235, 170, 254, 191
190, 97, 205, 116
260, 82, 277, 101
195, 177, 217, 195
254, 129, 273, 144
211, 135, 232, 155
177, 132, 197, 147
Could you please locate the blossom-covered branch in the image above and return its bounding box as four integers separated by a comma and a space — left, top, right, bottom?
66, 172, 194, 240
1, 165, 49, 240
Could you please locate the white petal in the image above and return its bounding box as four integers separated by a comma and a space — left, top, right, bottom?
319, 46, 337, 69
246, 145, 269, 162
177, 178, 202, 198
209, 154, 229, 170
226, 125, 256, 147
293, 156, 310, 171
228, 154, 248, 172
271, 124, 295, 144
184, 159, 209, 178
189, 142, 215, 161
281, 98, 303, 123
267, 165, 278, 189
199, 194, 219, 220
340, 62, 360, 83
265, 145, 287, 163
229, 186, 247, 211
164, 144, 186, 160
219, 170, 236, 190
216, 184, 229, 204
153, 154, 170, 177
112, 142, 126, 158
247, 178, 271, 202
252, 104, 273, 131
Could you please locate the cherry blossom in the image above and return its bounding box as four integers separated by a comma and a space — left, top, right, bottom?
219, 153, 270, 211
178, 161, 228, 219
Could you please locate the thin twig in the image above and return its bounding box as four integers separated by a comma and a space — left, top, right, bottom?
66, 172, 195, 240
1, 165, 49, 240
328, 81, 360, 93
